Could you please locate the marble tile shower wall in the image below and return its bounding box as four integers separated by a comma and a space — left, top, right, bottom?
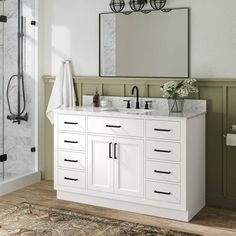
102, 14, 116, 76
1, 0, 36, 176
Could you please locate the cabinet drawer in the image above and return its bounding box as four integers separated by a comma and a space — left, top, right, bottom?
58, 151, 86, 170
146, 120, 180, 140
58, 169, 86, 189
58, 115, 86, 132
88, 116, 144, 137
58, 133, 86, 151
146, 161, 180, 183
146, 140, 181, 162
146, 181, 180, 204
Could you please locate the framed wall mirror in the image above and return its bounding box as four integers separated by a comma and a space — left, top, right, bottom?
99, 8, 189, 78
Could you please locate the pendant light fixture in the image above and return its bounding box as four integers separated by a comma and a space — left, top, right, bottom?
149, 0, 166, 10
109, 0, 167, 13
129, 0, 147, 12
110, 0, 125, 13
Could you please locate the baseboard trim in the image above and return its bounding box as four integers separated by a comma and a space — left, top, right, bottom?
0, 171, 41, 196
57, 191, 191, 222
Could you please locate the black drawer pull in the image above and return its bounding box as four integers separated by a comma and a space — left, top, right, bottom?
154, 190, 171, 195
154, 149, 171, 153
109, 142, 113, 159
64, 140, 78, 144
106, 125, 121, 128
114, 143, 118, 159
154, 170, 171, 175
64, 122, 78, 125
64, 159, 78, 163
64, 177, 78, 181
154, 128, 171, 132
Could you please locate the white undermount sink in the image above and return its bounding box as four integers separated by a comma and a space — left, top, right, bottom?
101, 108, 152, 115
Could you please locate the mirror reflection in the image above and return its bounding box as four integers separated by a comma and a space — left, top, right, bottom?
100, 9, 189, 78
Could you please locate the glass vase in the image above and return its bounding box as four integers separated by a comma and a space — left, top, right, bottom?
168, 99, 184, 113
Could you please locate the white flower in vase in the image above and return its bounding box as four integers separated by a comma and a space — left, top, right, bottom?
160, 79, 199, 113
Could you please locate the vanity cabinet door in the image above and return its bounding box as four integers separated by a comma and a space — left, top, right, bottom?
114, 138, 144, 197
88, 135, 114, 193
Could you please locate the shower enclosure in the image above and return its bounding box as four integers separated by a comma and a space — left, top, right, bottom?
0, 0, 40, 196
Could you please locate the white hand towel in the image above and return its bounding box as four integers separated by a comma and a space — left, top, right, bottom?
63, 61, 76, 107
46, 61, 76, 124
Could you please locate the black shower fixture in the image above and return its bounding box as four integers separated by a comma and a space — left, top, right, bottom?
110, 0, 166, 13
6, 0, 28, 124
110, 0, 125, 13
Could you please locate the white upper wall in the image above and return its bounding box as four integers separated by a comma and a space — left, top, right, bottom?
39, 0, 236, 78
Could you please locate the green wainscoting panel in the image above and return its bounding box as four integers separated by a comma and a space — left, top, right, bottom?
148, 85, 163, 98
82, 83, 102, 96
43, 76, 236, 209
199, 86, 224, 197
44, 78, 54, 181
227, 87, 236, 199
125, 84, 147, 97
103, 84, 124, 96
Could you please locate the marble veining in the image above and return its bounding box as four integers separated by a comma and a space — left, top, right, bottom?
101, 14, 116, 76
56, 95, 207, 120
83, 95, 207, 114
55, 106, 206, 120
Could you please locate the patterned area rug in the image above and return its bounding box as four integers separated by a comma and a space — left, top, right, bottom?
0, 202, 199, 235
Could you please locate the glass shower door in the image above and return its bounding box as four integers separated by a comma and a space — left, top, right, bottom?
0, 0, 37, 182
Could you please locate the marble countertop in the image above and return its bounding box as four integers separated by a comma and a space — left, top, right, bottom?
54, 106, 206, 120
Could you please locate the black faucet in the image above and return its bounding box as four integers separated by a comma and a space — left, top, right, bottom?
132, 86, 140, 109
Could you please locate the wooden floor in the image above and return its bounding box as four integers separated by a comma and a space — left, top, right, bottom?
0, 181, 236, 236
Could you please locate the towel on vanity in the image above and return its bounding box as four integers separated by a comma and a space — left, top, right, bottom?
46, 60, 76, 124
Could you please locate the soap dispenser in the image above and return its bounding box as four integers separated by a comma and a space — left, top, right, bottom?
93, 88, 100, 107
